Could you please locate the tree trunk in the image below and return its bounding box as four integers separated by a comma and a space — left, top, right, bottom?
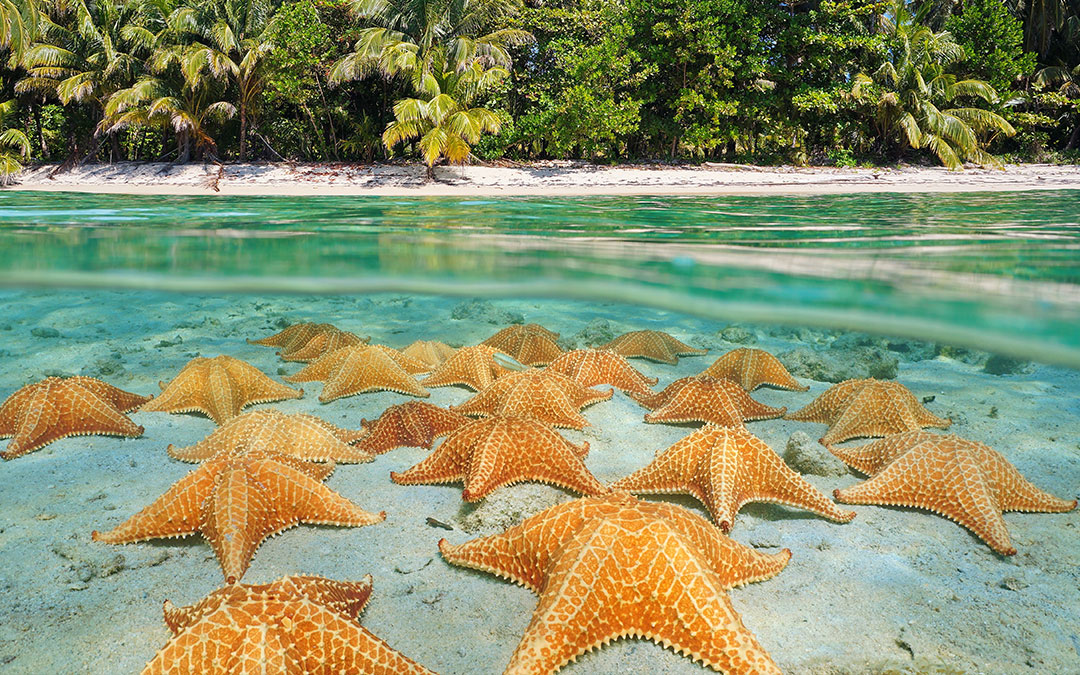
239, 100, 247, 161
33, 101, 46, 156
110, 133, 120, 163
1066, 122, 1080, 151
178, 132, 191, 163
426, 163, 436, 182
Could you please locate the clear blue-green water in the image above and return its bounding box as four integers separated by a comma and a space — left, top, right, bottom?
0, 189, 1078, 675
1, 190, 1079, 366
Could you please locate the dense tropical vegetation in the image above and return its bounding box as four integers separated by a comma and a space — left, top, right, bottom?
0, 0, 1077, 177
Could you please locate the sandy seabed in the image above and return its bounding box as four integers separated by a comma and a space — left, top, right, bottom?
0, 290, 1077, 675
13, 161, 1080, 197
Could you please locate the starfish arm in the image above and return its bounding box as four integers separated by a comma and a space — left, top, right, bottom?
610, 439, 702, 501
819, 395, 886, 446
201, 465, 271, 583
284, 348, 349, 383
736, 435, 855, 526
93, 466, 215, 543
224, 362, 303, 410
726, 385, 786, 422
273, 575, 373, 622
0, 384, 37, 437
502, 388, 592, 430
319, 356, 429, 403
986, 452, 1077, 513
319, 620, 437, 675
257, 459, 386, 529
504, 517, 780, 675
69, 377, 152, 412
167, 415, 251, 462
826, 432, 933, 476
390, 428, 474, 487
785, 379, 861, 423
141, 608, 254, 675
439, 535, 546, 595
140, 362, 211, 415
282, 415, 374, 463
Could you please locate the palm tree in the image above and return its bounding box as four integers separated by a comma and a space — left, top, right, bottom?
0, 99, 31, 184
0, 0, 38, 66
330, 0, 531, 177
853, 0, 1016, 168
103, 40, 236, 161
178, 0, 276, 160
17, 0, 143, 160
1032, 12, 1080, 148
382, 58, 504, 179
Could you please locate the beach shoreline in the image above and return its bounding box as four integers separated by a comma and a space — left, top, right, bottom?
11, 160, 1080, 196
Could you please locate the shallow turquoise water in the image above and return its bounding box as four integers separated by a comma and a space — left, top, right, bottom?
1, 190, 1078, 366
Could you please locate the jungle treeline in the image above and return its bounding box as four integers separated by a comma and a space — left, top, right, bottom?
0, 0, 1077, 176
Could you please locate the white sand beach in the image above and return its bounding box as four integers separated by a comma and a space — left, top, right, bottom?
0, 290, 1076, 674
12, 161, 1080, 196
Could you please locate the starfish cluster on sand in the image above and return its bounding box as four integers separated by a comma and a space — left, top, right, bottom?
1, 321, 1075, 674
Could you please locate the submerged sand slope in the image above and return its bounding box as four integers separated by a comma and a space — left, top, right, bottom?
0, 290, 1076, 674
14, 161, 1080, 196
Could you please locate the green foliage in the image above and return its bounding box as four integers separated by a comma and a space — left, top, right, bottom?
946, 0, 1037, 94
853, 0, 1016, 169
0, 98, 29, 183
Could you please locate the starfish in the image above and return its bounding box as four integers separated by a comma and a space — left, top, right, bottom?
401, 340, 457, 368
167, 409, 373, 464
630, 375, 786, 427
482, 323, 564, 366
600, 330, 707, 365
279, 329, 371, 363
0, 376, 150, 460
93, 449, 385, 582
247, 322, 339, 353
452, 369, 612, 429
421, 345, 513, 391
140, 355, 303, 425
785, 378, 951, 447
546, 348, 658, 397
284, 345, 429, 402
439, 492, 788, 674
612, 424, 855, 532
391, 416, 608, 501
357, 400, 469, 455
832, 431, 1076, 555
143, 574, 435, 675
700, 348, 808, 392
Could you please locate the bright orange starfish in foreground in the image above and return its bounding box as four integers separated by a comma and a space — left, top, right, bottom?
601, 329, 707, 365
0, 376, 149, 459
93, 449, 384, 582
700, 347, 808, 392
832, 431, 1076, 555
630, 375, 786, 426
440, 493, 788, 674
785, 378, 950, 447
140, 355, 303, 425
143, 574, 435, 675
613, 424, 855, 531
391, 415, 608, 501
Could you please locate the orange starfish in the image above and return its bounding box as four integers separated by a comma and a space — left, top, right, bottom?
391, 416, 608, 501
601, 330, 707, 365
284, 345, 429, 403
440, 493, 787, 674
785, 378, 951, 447
700, 348, 808, 392
420, 344, 513, 391
140, 355, 303, 425
247, 322, 339, 353
93, 450, 384, 582
167, 409, 373, 464
279, 329, 371, 363
452, 369, 612, 429
0, 376, 149, 460
482, 323, 564, 366
630, 375, 786, 426
612, 424, 855, 532
832, 431, 1076, 555
357, 400, 468, 455
401, 340, 457, 368
144, 574, 435, 675
546, 348, 658, 397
